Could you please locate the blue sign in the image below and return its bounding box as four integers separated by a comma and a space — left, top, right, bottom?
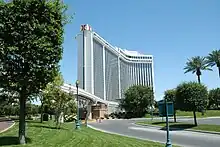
158, 100, 174, 117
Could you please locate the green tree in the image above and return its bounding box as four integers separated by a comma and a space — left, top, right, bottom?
54, 90, 73, 128
0, 89, 19, 116
0, 0, 68, 144
208, 88, 220, 110
120, 85, 154, 118
64, 99, 77, 117
184, 56, 211, 83
164, 89, 177, 122
38, 89, 54, 123
43, 73, 73, 128
176, 82, 208, 126
206, 49, 220, 77
38, 92, 45, 123
26, 103, 39, 119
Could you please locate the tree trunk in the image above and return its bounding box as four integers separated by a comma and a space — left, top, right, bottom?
218, 67, 220, 78
197, 75, 201, 83
40, 102, 43, 123
56, 109, 61, 129
193, 110, 197, 126
173, 110, 177, 123
56, 111, 59, 127
19, 93, 27, 144
85, 108, 88, 127
85, 101, 91, 127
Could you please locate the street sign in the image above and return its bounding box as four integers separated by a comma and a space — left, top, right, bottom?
158, 100, 174, 117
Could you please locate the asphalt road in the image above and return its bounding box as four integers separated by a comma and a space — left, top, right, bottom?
89, 118, 220, 147
0, 120, 14, 133
132, 116, 220, 125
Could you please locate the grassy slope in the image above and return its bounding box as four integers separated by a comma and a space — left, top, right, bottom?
136, 121, 220, 132
0, 121, 164, 147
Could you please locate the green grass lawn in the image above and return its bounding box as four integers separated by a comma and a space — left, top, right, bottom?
0, 121, 165, 147
146, 110, 220, 118
176, 110, 220, 118
136, 121, 220, 132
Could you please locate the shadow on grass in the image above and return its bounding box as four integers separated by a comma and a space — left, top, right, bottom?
26, 120, 43, 124
30, 125, 68, 130
159, 123, 196, 131
0, 136, 31, 146
152, 122, 167, 125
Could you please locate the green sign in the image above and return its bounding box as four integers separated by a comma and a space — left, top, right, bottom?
158, 100, 174, 117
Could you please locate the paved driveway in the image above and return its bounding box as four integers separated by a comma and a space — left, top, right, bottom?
89, 119, 220, 147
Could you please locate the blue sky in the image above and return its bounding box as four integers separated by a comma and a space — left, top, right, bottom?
60, 0, 220, 100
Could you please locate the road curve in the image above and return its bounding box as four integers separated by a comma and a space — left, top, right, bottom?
0, 119, 14, 133
89, 119, 220, 147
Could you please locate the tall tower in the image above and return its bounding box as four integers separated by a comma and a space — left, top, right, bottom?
76, 24, 94, 94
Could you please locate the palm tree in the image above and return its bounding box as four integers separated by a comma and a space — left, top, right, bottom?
184, 56, 212, 83
206, 49, 220, 78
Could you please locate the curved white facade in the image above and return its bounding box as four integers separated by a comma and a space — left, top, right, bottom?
61, 83, 118, 106
76, 24, 155, 103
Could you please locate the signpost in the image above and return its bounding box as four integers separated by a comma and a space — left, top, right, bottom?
158, 99, 174, 147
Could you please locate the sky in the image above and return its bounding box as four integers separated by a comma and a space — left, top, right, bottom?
60, 0, 220, 100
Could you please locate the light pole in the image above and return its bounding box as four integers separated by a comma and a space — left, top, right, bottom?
75, 80, 81, 129
165, 99, 172, 147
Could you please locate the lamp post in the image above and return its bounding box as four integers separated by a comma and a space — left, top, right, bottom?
75, 80, 81, 129
165, 99, 172, 147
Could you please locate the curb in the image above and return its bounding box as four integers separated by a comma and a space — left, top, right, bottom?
185, 128, 220, 135
0, 121, 15, 134
133, 123, 161, 128
135, 123, 220, 135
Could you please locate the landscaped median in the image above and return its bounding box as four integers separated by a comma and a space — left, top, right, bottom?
145, 110, 220, 119
0, 120, 166, 147
176, 110, 220, 118
136, 120, 220, 134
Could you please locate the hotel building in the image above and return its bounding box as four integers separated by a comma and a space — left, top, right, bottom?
76, 24, 155, 105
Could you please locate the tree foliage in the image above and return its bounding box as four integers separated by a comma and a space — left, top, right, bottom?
0, 102, 39, 118
0, 89, 19, 116
120, 85, 154, 118
0, 104, 19, 116
176, 81, 208, 125
64, 99, 77, 117
164, 89, 176, 104
164, 88, 177, 122
26, 103, 39, 117
206, 49, 220, 77
184, 56, 211, 83
42, 73, 75, 127
0, 0, 67, 95
0, 0, 68, 144
208, 88, 220, 110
